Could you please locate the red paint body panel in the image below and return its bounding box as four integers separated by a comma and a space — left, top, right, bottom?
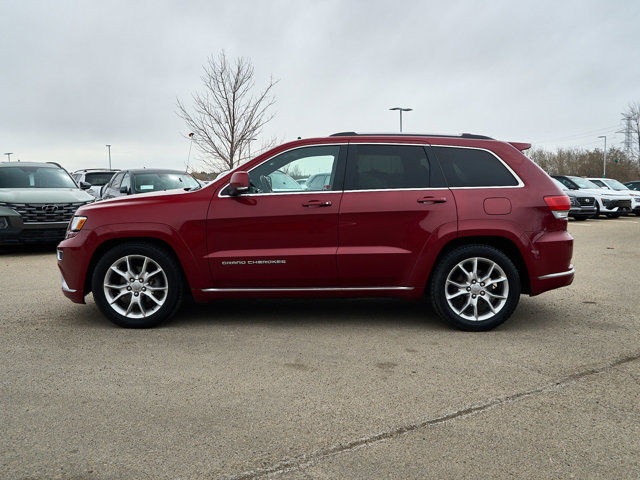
57, 134, 574, 307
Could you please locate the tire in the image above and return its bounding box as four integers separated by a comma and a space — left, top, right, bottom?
91, 242, 184, 328
429, 245, 521, 331
606, 213, 620, 218
574, 215, 588, 221
593, 203, 600, 218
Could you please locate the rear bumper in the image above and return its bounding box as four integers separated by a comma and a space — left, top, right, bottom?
526, 229, 574, 296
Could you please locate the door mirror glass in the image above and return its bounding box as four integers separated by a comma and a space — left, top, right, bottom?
119, 185, 130, 194
229, 171, 250, 196
79, 181, 92, 190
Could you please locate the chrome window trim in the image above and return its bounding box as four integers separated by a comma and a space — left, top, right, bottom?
217, 141, 525, 197
201, 286, 414, 293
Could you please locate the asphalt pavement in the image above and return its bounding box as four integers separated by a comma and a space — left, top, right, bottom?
1, 217, 639, 479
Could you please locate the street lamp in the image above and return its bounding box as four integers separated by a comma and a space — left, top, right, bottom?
598, 135, 607, 177
389, 107, 412, 132
4, 152, 13, 162
248, 138, 257, 158
105, 144, 112, 169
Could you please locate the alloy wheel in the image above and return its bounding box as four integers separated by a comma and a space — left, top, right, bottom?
444, 257, 509, 321
103, 255, 169, 319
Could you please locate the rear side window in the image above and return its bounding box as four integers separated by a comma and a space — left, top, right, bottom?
346, 144, 439, 190
432, 147, 519, 187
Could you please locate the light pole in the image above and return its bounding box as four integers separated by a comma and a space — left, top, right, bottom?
248, 138, 257, 158
186, 133, 195, 171
389, 107, 412, 132
4, 152, 13, 162
598, 135, 607, 177
106, 144, 112, 169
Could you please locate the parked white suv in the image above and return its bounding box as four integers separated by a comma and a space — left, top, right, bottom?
551, 175, 632, 218
587, 177, 640, 216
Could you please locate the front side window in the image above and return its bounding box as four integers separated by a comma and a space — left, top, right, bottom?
110, 172, 124, 190
432, 147, 519, 188
0, 166, 77, 188
244, 145, 341, 194
589, 179, 608, 188
121, 173, 131, 192
345, 144, 434, 190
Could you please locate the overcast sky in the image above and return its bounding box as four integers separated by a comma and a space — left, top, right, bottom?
1, 0, 639, 172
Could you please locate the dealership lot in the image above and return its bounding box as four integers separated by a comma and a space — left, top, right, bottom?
1, 219, 639, 479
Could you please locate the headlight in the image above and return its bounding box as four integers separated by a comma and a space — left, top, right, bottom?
69, 216, 87, 232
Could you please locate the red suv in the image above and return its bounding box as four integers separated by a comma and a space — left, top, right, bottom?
57, 133, 574, 331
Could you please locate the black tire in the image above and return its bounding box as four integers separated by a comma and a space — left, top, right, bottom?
573, 215, 588, 221
429, 245, 521, 331
593, 203, 600, 218
606, 213, 620, 218
91, 242, 184, 328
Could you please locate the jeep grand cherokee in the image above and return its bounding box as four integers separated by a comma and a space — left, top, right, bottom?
57, 133, 574, 331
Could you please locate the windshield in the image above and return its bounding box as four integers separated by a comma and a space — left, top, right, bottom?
0, 166, 77, 188
570, 177, 600, 189
133, 172, 200, 193
602, 179, 629, 191
553, 178, 568, 191
85, 172, 116, 186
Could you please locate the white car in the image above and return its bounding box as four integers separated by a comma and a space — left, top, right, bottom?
587, 177, 640, 217
552, 175, 632, 218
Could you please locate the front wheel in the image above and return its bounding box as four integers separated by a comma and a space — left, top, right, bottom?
429, 245, 521, 331
606, 213, 620, 218
91, 242, 184, 328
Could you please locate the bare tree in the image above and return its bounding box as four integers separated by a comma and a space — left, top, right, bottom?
621, 101, 640, 162
177, 52, 278, 171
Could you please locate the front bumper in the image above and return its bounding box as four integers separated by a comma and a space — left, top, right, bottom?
57, 230, 94, 304
0, 214, 69, 245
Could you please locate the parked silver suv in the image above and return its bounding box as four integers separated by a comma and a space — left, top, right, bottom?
0, 162, 94, 245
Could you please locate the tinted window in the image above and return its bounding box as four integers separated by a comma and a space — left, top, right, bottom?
245, 145, 341, 194
346, 145, 431, 190
433, 147, 519, 187
85, 172, 115, 186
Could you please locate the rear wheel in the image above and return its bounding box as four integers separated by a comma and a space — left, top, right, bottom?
91, 242, 184, 328
429, 245, 521, 331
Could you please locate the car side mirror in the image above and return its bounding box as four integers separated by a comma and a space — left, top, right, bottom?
79, 181, 92, 190
229, 171, 249, 196
119, 185, 130, 194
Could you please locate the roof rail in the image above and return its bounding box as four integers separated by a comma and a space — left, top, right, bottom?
46, 161, 64, 168
329, 132, 494, 140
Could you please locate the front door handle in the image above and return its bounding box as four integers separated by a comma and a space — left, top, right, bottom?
417, 196, 447, 204
302, 199, 332, 208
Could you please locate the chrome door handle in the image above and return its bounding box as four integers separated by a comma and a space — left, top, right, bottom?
302, 200, 332, 207
417, 196, 447, 204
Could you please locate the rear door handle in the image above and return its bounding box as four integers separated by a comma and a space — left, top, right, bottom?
302, 199, 332, 208
417, 196, 447, 204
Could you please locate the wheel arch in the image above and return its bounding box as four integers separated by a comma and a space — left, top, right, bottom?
84, 237, 192, 297
426, 235, 531, 294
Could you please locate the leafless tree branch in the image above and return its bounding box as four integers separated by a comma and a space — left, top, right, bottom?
177, 51, 278, 171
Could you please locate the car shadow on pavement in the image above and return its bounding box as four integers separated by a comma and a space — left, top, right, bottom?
166, 296, 452, 331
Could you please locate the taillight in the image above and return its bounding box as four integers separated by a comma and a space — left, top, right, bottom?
544, 195, 571, 219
